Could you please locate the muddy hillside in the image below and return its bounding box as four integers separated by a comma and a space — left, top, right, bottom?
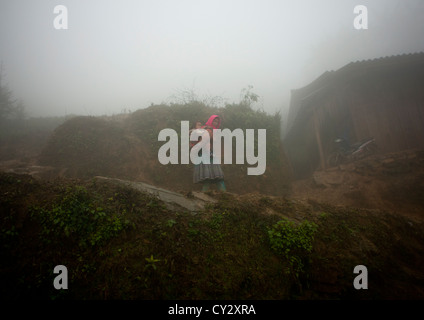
0, 102, 423, 300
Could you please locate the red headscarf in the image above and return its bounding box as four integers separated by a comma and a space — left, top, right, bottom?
204, 115, 221, 129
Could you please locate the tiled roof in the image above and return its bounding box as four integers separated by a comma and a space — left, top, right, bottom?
284, 52, 424, 139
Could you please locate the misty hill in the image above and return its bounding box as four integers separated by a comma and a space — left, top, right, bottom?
38, 102, 292, 195
1, 101, 424, 300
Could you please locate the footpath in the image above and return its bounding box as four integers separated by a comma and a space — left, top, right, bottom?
93, 176, 217, 213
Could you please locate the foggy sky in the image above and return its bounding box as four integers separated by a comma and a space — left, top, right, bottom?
0, 0, 423, 118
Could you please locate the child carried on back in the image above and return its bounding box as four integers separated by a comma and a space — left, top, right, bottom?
189, 121, 206, 149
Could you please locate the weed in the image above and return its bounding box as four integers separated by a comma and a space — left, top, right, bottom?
268, 218, 318, 277
145, 255, 161, 270
319, 212, 329, 219
30, 185, 130, 248
209, 211, 225, 229
166, 219, 177, 228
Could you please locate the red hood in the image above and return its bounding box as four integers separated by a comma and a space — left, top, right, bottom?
204, 115, 221, 129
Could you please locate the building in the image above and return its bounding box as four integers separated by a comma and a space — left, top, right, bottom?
283, 52, 424, 179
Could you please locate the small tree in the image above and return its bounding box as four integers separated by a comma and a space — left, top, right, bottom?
0, 64, 25, 121
240, 85, 259, 108
14, 100, 26, 120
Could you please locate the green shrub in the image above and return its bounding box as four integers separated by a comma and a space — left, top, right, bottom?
31, 185, 129, 248
268, 218, 318, 277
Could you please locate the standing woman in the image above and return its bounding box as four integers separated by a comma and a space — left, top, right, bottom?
193, 115, 226, 192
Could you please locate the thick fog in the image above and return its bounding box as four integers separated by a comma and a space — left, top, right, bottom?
0, 0, 423, 118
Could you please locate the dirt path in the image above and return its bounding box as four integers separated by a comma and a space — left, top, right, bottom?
290, 148, 424, 223
93, 176, 217, 213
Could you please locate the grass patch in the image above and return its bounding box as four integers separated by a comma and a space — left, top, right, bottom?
1, 172, 424, 299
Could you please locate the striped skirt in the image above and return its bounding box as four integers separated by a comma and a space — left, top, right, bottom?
193, 161, 225, 184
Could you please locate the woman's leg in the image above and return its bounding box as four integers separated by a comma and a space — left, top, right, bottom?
217, 180, 226, 192
202, 180, 211, 192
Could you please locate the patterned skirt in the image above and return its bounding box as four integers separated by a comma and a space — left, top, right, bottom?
193, 161, 225, 184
